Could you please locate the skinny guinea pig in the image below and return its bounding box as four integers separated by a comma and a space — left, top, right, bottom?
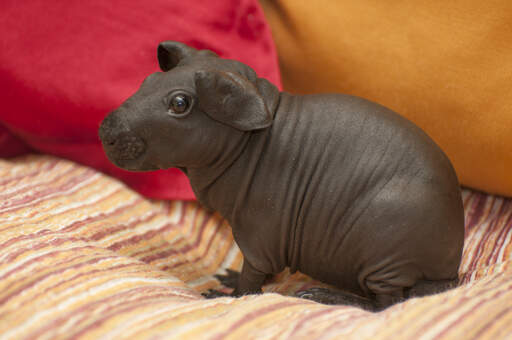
99, 41, 465, 311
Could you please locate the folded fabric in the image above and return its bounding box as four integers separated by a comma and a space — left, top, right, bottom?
260, 0, 512, 197
1, 155, 511, 339
0, 0, 281, 200
0, 125, 30, 158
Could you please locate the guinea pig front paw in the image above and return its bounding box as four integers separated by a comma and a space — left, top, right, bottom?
201, 289, 232, 299
214, 269, 240, 289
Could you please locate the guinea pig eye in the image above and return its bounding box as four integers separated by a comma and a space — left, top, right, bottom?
167, 92, 192, 117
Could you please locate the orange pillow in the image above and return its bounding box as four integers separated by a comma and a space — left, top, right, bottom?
261, 0, 512, 197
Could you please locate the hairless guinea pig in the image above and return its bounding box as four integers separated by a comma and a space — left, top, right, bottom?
99, 41, 465, 311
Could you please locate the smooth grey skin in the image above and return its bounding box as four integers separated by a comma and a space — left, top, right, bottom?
98, 41, 465, 311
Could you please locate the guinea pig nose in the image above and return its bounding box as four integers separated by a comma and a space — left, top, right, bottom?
99, 130, 117, 146
116, 134, 146, 160
99, 113, 122, 145
100, 112, 118, 130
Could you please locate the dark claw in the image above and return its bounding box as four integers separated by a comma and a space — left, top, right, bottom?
202, 289, 231, 299
214, 268, 240, 289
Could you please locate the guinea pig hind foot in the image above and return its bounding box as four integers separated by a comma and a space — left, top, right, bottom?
406, 278, 459, 298
296, 288, 378, 312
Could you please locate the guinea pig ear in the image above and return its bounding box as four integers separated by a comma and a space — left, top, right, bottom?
194, 70, 273, 131
157, 41, 196, 71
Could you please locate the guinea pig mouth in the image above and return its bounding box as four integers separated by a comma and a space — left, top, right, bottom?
110, 135, 146, 160
101, 134, 159, 171
115, 158, 160, 172
105, 151, 160, 172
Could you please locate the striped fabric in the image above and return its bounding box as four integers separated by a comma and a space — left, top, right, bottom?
0, 155, 511, 340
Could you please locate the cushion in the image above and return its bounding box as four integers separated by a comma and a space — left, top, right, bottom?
0, 0, 281, 200
260, 0, 512, 197
1, 155, 511, 338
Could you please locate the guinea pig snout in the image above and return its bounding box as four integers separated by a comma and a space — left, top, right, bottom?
113, 134, 146, 160
99, 113, 125, 143
99, 114, 146, 161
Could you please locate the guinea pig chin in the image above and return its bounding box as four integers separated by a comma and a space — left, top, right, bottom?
107, 154, 159, 172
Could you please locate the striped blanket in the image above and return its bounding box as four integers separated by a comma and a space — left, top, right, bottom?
1, 155, 511, 339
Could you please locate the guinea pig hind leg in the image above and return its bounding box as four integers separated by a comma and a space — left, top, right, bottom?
365, 273, 410, 311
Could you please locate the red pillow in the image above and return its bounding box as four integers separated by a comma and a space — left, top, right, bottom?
0, 0, 281, 200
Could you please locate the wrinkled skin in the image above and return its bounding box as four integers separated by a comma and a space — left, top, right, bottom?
99, 41, 465, 311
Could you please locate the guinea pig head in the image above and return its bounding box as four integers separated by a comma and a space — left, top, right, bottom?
98, 41, 279, 172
